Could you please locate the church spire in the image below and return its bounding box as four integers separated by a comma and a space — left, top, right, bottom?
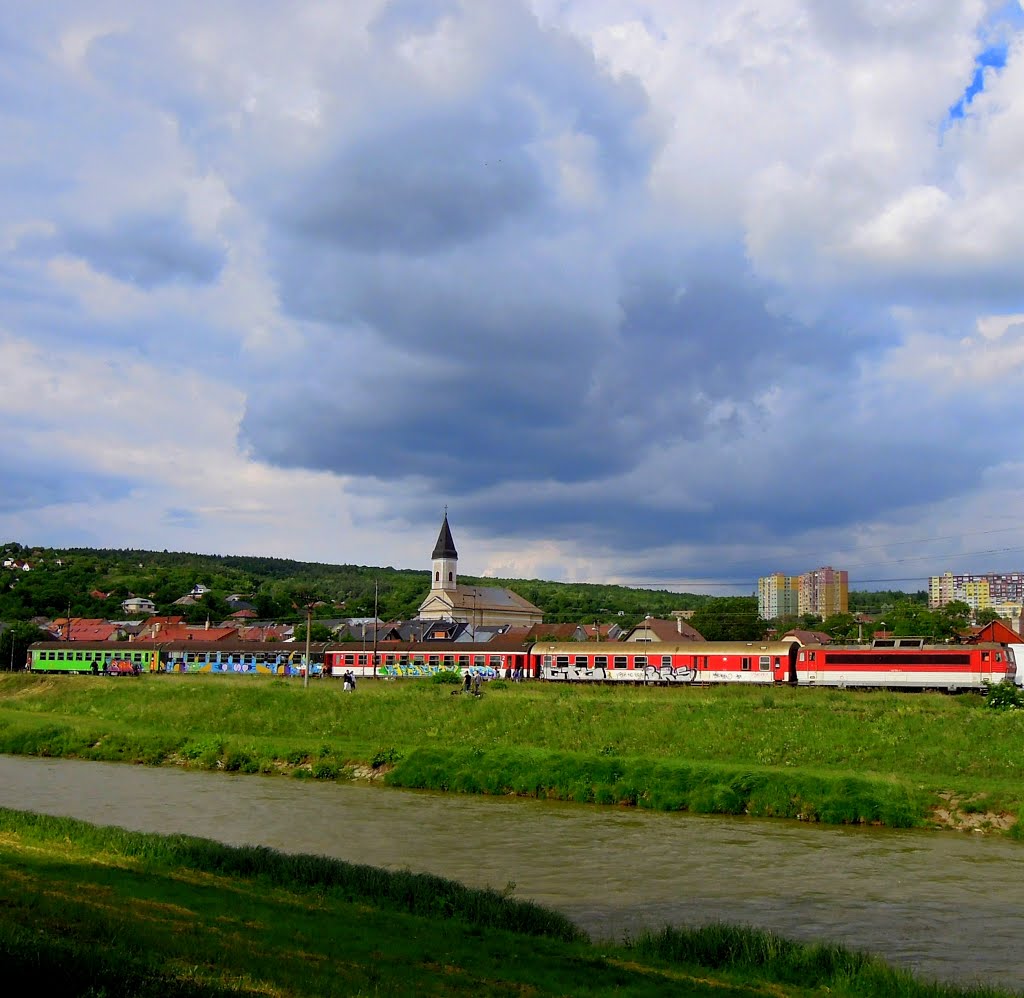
431, 510, 458, 560
431, 510, 458, 591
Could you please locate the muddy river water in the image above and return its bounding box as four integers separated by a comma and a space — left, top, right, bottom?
1, 754, 1021, 991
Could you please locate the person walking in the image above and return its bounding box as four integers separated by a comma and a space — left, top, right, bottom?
463, 671, 472, 693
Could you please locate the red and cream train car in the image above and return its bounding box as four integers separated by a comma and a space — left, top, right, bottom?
323, 640, 531, 680
529, 640, 799, 684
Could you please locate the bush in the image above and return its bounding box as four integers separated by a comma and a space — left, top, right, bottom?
985, 681, 1024, 710
430, 669, 462, 685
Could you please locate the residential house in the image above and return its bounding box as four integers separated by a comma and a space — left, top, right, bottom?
622, 616, 705, 642
121, 597, 156, 615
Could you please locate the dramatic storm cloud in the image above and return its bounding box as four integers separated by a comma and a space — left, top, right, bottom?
2, 0, 1024, 591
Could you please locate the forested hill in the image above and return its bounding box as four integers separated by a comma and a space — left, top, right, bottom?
0, 543, 713, 626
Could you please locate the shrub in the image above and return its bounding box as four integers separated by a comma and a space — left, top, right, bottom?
430, 669, 462, 685
985, 681, 1024, 710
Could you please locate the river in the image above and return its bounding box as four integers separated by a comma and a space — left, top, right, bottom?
1, 754, 1021, 992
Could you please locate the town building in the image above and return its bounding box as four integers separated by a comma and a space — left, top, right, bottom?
928, 571, 1024, 610
622, 616, 704, 642
797, 567, 848, 617
757, 574, 800, 619
416, 513, 544, 629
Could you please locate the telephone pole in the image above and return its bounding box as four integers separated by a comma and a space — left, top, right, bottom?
372, 579, 379, 679
303, 602, 312, 689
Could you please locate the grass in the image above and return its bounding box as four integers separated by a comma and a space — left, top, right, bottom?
1, 674, 1023, 832
0, 808, 1014, 997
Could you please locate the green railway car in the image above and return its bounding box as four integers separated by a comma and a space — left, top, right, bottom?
29, 643, 158, 675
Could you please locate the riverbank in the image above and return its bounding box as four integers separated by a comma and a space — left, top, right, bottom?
0, 807, 1016, 997
1, 674, 1022, 834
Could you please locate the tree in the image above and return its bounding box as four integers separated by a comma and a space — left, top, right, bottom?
0, 621, 48, 671
974, 607, 1002, 627
294, 622, 334, 643
689, 597, 766, 641
821, 613, 857, 641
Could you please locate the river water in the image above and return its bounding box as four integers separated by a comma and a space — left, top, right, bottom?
1, 755, 1021, 992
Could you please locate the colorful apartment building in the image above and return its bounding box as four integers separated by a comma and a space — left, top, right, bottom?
757, 573, 800, 619
798, 566, 849, 617
928, 571, 1024, 610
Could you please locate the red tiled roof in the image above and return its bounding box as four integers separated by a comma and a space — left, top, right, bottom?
625, 617, 705, 642
783, 629, 832, 645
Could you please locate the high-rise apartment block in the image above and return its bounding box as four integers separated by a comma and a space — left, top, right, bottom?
757, 566, 848, 619
757, 574, 799, 619
928, 572, 1024, 610
798, 566, 849, 617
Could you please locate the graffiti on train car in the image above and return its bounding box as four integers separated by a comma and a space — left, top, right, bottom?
379, 663, 500, 679
541, 664, 696, 683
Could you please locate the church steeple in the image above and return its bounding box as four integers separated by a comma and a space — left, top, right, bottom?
431, 510, 458, 592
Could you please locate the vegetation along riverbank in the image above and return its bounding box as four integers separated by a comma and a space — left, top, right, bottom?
0, 673, 1022, 835
0, 807, 1017, 997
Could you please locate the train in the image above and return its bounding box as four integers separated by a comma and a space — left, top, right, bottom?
26, 636, 1017, 692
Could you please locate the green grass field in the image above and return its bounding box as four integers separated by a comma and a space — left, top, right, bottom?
0, 808, 1014, 997
1, 674, 1022, 832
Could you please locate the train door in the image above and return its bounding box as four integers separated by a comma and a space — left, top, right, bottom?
801, 649, 817, 684
979, 648, 996, 685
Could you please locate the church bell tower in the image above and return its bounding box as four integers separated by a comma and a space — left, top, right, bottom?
431, 511, 458, 593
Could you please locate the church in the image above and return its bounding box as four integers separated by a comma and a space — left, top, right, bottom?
417, 513, 544, 628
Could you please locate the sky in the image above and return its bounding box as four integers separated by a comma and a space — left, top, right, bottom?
2, 0, 1024, 595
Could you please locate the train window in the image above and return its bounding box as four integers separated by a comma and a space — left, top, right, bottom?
982, 651, 990, 661
344, 654, 354, 665
555, 656, 570, 667
614, 656, 627, 668
385, 655, 395, 665
489, 656, 501, 666
660, 656, 671, 667
57, 652, 65, 660
635, 656, 647, 668
443, 656, 454, 667
428, 655, 439, 666
574, 656, 588, 668
595, 656, 608, 667
358, 655, 368, 665
742, 658, 751, 671
474, 656, 485, 666
759, 656, 771, 671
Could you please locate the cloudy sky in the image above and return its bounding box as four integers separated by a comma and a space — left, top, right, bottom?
2, 0, 1023, 593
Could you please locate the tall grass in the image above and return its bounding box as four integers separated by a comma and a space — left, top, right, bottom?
385, 746, 928, 826
0, 808, 584, 943
628, 923, 1010, 998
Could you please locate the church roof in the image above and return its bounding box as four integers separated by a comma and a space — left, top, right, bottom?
442, 585, 542, 615
431, 514, 458, 559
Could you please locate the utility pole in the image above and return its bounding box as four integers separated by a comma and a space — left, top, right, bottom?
303, 602, 312, 689
372, 579, 378, 679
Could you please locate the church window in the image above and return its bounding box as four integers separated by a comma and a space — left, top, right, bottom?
435, 571, 439, 582
448, 571, 453, 581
